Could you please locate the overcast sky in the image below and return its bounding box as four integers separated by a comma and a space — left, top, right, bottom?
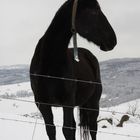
0, 0, 140, 66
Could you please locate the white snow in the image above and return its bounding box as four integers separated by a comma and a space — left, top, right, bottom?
101, 94, 107, 99
0, 82, 31, 96
0, 82, 140, 140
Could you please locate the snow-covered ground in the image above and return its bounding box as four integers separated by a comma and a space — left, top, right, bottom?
0, 82, 140, 140
0, 82, 31, 97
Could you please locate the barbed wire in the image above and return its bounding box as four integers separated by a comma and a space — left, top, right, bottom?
0, 116, 140, 139
30, 73, 102, 85
1, 97, 140, 117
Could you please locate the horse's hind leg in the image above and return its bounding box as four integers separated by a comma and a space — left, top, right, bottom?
63, 107, 76, 140
89, 104, 99, 140
38, 103, 56, 140
80, 103, 99, 140
88, 84, 102, 140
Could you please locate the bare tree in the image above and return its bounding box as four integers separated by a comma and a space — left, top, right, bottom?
127, 101, 139, 116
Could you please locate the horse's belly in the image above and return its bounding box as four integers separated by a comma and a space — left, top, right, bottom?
75, 83, 96, 105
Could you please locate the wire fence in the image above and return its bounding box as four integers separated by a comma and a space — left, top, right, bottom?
1, 97, 140, 139
0, 73, 140, 139
1, 97, 140, 117
30, 73, 102, 85
0, 116, 140, 139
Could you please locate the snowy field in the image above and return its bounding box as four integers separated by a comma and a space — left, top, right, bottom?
0, 82, 140, 140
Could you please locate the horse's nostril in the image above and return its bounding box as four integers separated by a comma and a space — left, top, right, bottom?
101, 44, 115, 51
101, 47, 109, 51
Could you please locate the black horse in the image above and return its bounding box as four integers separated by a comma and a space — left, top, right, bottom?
30, 0, 117, 140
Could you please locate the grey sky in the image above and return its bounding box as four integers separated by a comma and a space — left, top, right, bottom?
0, 0, 140, 66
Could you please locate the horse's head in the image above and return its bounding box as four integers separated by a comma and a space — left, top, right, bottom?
75, 0, 117, 51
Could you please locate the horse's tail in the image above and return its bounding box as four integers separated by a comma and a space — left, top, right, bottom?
79, 106, 90, 140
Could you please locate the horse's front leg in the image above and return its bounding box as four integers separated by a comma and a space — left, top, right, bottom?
63, 107, 76, 140
38, 103, 56, 140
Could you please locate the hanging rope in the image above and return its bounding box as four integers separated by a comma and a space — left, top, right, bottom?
72, 0, 79, 62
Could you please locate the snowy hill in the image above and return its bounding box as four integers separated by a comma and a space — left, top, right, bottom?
100, 58, 140, 107
0, 58, 140, 107
0, 64, 29, 85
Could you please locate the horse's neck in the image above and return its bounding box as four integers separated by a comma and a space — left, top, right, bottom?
42, 29, 72, 61
41, 6, 72, 65
31, 1, 74, 74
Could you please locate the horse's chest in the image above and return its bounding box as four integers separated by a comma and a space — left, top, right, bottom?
45, 78, 76, 103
